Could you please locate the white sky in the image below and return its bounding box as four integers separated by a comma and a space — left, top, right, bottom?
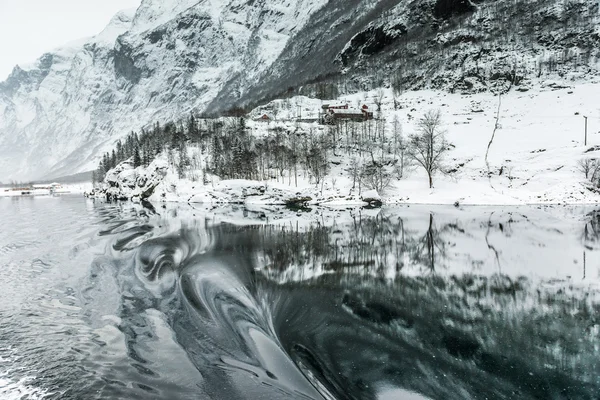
0, 0, 141, 80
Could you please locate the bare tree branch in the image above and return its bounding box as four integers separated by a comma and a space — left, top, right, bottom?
406, 109, 449, 188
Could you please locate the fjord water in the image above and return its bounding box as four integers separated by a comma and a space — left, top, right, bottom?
0, 197, 599, 400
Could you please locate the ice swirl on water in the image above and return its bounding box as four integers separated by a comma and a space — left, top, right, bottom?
127, 222, 328, 399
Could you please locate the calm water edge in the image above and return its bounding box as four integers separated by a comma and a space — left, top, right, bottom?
0, 196, 599, 400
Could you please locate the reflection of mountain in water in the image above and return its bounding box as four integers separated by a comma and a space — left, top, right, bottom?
87, 205, 600, 399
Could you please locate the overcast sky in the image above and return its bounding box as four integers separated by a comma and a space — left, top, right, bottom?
0, 0, 141, 80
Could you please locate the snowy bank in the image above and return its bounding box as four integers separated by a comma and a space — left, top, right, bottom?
0, 183, 91, 198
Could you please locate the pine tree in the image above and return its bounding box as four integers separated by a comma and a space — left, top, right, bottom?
116, 141, 124, 163
133, 145, 142, 168
142, 145, 151, 167
102, 153, 110, 174
110, 150, 117, 169
188, 114, 198, 142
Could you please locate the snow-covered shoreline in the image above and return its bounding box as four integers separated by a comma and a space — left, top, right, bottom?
98, 163, 600, 207
0, 183, 92, 198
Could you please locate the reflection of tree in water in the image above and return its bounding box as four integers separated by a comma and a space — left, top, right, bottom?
582, 209, 600, 249
410, 213, 445, 272
254, 222, 331, 272
245, 211, 599, 398
257, 211, 449, 277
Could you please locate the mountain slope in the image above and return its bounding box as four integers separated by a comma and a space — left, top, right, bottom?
0, 9, 137, 181
0, 0, 327, 180
0, 0, 598, 181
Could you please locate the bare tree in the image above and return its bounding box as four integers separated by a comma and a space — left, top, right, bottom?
361, 162, 393, 194
374, 89, 384, 113
485, 94, 502, 181
272, 103, 280, 121
407, 109, 449, 188
360, 116, 394, 194
189, 151, 203, 182
391, 115, 407, 179
392, 65, 404, 97
577, 158, 598, 180
304, 133, 330, 186
349, 157, 362, 195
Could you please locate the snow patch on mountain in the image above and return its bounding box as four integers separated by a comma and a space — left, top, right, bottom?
93, 8, 138, 46
130, 0, 202, 33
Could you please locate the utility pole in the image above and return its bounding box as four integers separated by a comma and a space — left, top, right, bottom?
584, 115, 588, 146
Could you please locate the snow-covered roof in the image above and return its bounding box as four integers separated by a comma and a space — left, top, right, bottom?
327, 102, 348, 108
330, 108, 365, 115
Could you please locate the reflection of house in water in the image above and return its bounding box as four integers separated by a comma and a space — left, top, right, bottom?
321, 102, 374, 124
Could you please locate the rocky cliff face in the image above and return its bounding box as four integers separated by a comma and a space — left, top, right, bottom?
1, 0, 598, 180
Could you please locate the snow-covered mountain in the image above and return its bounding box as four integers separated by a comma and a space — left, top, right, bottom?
0, 0, 598, 181
0, 0, 327, 180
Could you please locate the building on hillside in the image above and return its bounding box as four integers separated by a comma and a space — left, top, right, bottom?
33, 184, 51, 190
32, 183, 61, 189
359, 104, 374, 119
321, 104, 374, 124
330, 109, 368, 120
296, 118, 319, 123
255, 113, 272, 122
321, 102, 349, 111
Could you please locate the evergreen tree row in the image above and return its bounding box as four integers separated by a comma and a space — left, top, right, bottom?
93, 117, 195, 183
93, 114, 334, 187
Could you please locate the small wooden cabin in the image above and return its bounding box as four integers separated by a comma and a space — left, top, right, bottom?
321, 102, 349, 111
256, 113, 272, 122
329, 107, 374, 121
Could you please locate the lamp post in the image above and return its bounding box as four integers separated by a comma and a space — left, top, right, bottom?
584, 115, 588, 146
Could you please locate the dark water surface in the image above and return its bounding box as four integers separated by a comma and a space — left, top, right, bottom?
0, 196, 599, 399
